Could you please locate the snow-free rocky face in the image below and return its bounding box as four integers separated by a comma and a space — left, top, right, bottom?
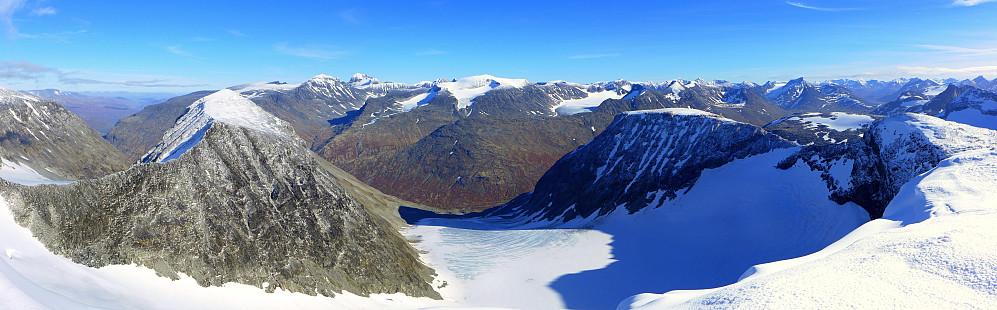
479, 108, 795, 222
0, 89, 439, 299
0, 87, 129, 180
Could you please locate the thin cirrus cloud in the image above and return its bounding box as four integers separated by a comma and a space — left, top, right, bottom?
0, 60, 206, 87
166, 45, 193, 57
338, 9, 360, 24
274, 42, 347, 60
1, 0, 27, 37
225, 29, 247, 37
786, 1, 865, 11
568, 53, 620, 59
415, 49, 448, 56
952, 0, 997, 6
894, 65, 997, 77
916, 44, 997, 56
29, 6, 56, 16
0, 60, 61, 80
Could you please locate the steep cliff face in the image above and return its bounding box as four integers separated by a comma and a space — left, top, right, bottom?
1, 89, 439, 299
0, 87, 129, 180
779, 113, 997, 218
486, 108, 795, 221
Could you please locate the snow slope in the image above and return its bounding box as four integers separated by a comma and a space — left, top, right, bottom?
553, 90, 624, 115
408, 146, 867, 310
0, 159, 72, 186
0, 195, 448, 310
787, 112, 874, 131
141, 89, 294, 163
621, 117, 997, 310
435, 75, 531, 110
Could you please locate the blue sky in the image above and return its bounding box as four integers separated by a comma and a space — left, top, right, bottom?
1, 0, 996, 92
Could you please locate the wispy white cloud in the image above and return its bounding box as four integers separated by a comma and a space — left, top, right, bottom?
568, 53, 620, 59
0, 60, 60, 80
338, 9, 360, 24
787, 1, 864, 11
0, 60, 207, 88
225, 29, 247, 37
916, 44, 997, 56
17, 29, 87, 42
952, 0, 997, 6
166, 45, 193, 57
274, 42, 347, 60
30, 6, 55, 16
0, 0, 27, 37
415, 49, 448, 56
894, 65, 997, 76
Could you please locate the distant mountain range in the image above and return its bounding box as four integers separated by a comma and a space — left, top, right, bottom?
90, 73, 997, 211
22, 89, 169, 134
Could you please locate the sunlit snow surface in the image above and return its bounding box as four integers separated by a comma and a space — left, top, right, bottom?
622, 119, 997, 310
0, 159, 72, 186
787, 112, 874, 131
409, 147, 868, 310
553, 90, 624, 115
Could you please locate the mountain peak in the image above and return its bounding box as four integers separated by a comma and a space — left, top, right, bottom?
307, 74, 340, 83
141, 89, 293, 163
349, 73, 380, 86
787, 77, 808, 85
198, 89, 291, 135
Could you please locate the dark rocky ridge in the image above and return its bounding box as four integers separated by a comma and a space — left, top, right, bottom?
1, 121, 440, 299
0, 89, 129, 179
483, 109, 795, 221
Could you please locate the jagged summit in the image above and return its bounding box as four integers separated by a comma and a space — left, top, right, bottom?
349, 73, 381, 86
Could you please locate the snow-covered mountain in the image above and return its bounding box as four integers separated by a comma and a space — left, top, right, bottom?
105, 91, 216, 161
762, 78, 875, 113
0, 89, 441, 304
876, 77, 946, 102
0, 87, 129, 182
941, 86, 997, 130
140, 89, 295, 163
826, 78, 909, 103
621, 114, 997, 309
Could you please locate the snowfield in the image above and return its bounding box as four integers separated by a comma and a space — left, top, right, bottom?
0, 159, 72, 186
788, 112, 874, 131
435, 75, 531, 110
621, 118, 997, 310
409, 146, 868, 310
553, 90, 624, 115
